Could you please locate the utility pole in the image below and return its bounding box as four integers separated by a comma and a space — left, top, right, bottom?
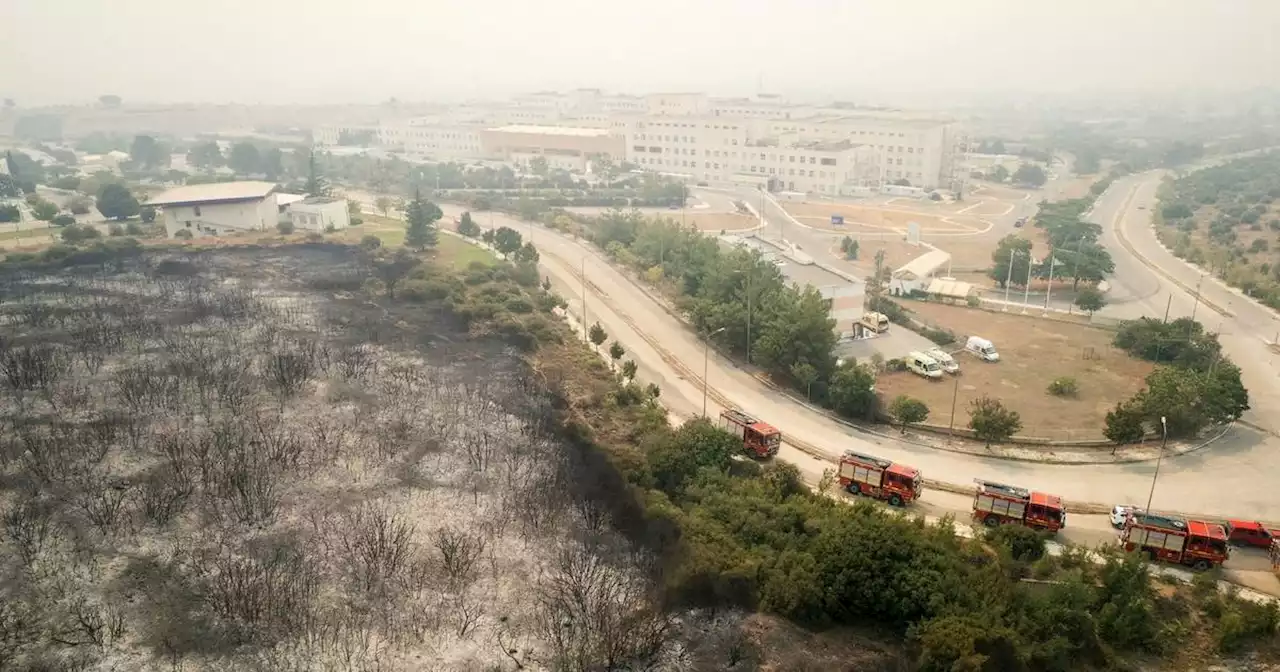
580, 257, 587, 343
1022, 254, 1034, 313
1163, 295, 1172, 323
1002, 250, 1018, 311
1145, 416, 1168, 513
746, 269, 753, 363
948, 373, 960, 436
1043, 256, 1056, 316
1190, 274, 1206, 322
703, 327, 726, 417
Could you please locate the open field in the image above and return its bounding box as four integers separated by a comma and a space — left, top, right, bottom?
874, 302, 1153, 441
782, 201, 983, 234
335, 214, 495, 269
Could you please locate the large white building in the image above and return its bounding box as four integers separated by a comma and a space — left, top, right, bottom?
314, 90, 964, 192
149, 181, 282, 238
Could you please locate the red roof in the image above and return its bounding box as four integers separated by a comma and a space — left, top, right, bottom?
750, 421, 780, 436
1029, 491, 1064, 510
886, 463, 919, 479
1229, 519, 1266, 532
1188, 520, 1228, 540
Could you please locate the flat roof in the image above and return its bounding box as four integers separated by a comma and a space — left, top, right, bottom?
487, 124, 612, 137
148, 180, 277, 207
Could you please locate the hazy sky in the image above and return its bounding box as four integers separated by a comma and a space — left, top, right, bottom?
3, 0, 1277, 106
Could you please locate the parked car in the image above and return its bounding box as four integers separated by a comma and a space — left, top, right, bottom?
1226, 520, 1275, 548
1111, 505, 1134, 529
1014, 216, 1028, 228
964, 336, 1000, 362
926, 347, 960, 374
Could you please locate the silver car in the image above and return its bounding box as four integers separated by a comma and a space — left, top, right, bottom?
1110, 505, 1134, 528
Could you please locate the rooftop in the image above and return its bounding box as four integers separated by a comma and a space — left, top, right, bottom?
893, 248, 952, 280
487, 124, 612, 137
147, 180, 277, 207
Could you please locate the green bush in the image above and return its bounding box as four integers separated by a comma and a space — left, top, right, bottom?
51, 214, 76, 227
277, 220, 295, 234
60, 224, 101, 243
986, 524, 1047, 561
107, 223, 124, 237
174, 229, 193, 240
922, 327, 956, 346
125, 222, 145, 236
1047, 376, 1079, 397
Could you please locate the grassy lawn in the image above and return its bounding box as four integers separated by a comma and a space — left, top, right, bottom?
337, 215, 495, 270
0, 227, 56, 242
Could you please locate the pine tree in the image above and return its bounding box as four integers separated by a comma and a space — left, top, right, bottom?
404, 187, 440, 250
304, 151, 330, 197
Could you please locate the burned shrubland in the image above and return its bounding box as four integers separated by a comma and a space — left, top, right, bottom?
0, 243, 676, 670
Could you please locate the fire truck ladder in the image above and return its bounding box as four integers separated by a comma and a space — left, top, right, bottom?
843, 450, 891, 469
973, 479, 1029, 500
720, 409, 760, 426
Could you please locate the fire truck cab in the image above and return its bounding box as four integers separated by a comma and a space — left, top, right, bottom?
718, 409, 781, 459
837, 451, 922, 506
1121, 512, 1229, 571
972, 480, 1066, 532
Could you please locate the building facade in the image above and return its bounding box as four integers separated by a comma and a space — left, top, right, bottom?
289, 197, 350, 232
478, 125, 626, 171
149, 181, 279, 238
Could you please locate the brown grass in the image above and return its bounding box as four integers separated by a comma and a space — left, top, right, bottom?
782, 201, 982, 234
874, 302, 1153, 441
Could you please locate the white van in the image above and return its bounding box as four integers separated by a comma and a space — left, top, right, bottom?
965, 336, 1000, 362
926, 348, 960, 374
906, 351, 944, 379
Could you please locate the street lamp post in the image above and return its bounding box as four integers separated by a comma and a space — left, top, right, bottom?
703, 327, 726, 417
1042, 256, 1057, 316
1022, 253, 1034, 314
1002, 249, 1021, 311
947, 372, 961, 436
1190, 274, 1206, 322
1145, 416, 1168, 513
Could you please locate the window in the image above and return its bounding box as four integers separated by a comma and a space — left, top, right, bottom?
185, 221, 191, 228
633, 145, 645, 152
809, 157, 816, 164
808, 170, 815, 177
193, 206, 202, 216
908, 147, 914, 153
789, 156, 795, 162
820, 158, 837, 166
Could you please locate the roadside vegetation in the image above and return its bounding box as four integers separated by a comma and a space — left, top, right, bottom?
1154, 151, 1280, 310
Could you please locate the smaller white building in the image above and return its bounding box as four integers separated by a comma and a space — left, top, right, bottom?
148, 181, 279, 238
288, 197, 350, 232
889, 248, 952, 296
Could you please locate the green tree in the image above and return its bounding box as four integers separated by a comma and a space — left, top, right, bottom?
622, 360, 638, 380
262, 147, 284, 180
752, 285, 837, 382
1095, 552, 1159, 650
53, 214, 76, 227
791, 361, 819, 401
457, 211, 481, 237
989, 234, 1033, 288
187, 141, 224, 172
1074, 285, 1106, 314
304, 151, 329, 197
889, 395, 929, 433
60, 224, 101, 243
277, 220, 295, 234
588, 322, 607, 347
841, 235, 859, 260
0, 204, 21, 222
968, 395, 1022, 447
827, 361, 877, 420
140, 205, 156, 223
1135, 363, 1248, 438
31, 199, 58, 221
492, 226, 524, 257
987, 165, 1009, 183
513, 242, 540, 263
129, 134, 169, 169
372, 249, 420, 299
0, 174, 21, 199
529, 155, 549, 176
227, 141, 262, 175
1057, 240, 1114, 289
645, 419, 738, 492
375, 196, 394, 216
1103, 401, 1146, 446
608, 341, 626, 369
403, 187, 441, 250
1013, 163, 1048, 187
359, 234, 382, 251
96, 183, 140, 220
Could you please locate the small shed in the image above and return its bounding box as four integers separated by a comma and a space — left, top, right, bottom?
288, 197, 350, 232
889, 248, 951, 296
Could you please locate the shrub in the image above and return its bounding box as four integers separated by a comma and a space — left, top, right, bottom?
60, 224, 102, 243
305, 232, 323, 242
1047, 376, 1079, 397
922, 327, 956, 346
174, 229, 193, 240
140, 205, 157, 222
359, 234, 382, 251
986, 524, 1047, 562
125, 222, 145, 236
277, 220, 295, 234
108, 223, 125, 237
51, 214, 76, 227
0, 204, 20, 222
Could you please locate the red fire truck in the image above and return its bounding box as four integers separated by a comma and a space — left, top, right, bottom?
718, 409, 781, 459
837, 451, 922, 506
972, 480, 1066, 532
1120, 512, 1229, 571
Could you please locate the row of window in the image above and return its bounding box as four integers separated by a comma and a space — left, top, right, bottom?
634, 158, 925, 182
